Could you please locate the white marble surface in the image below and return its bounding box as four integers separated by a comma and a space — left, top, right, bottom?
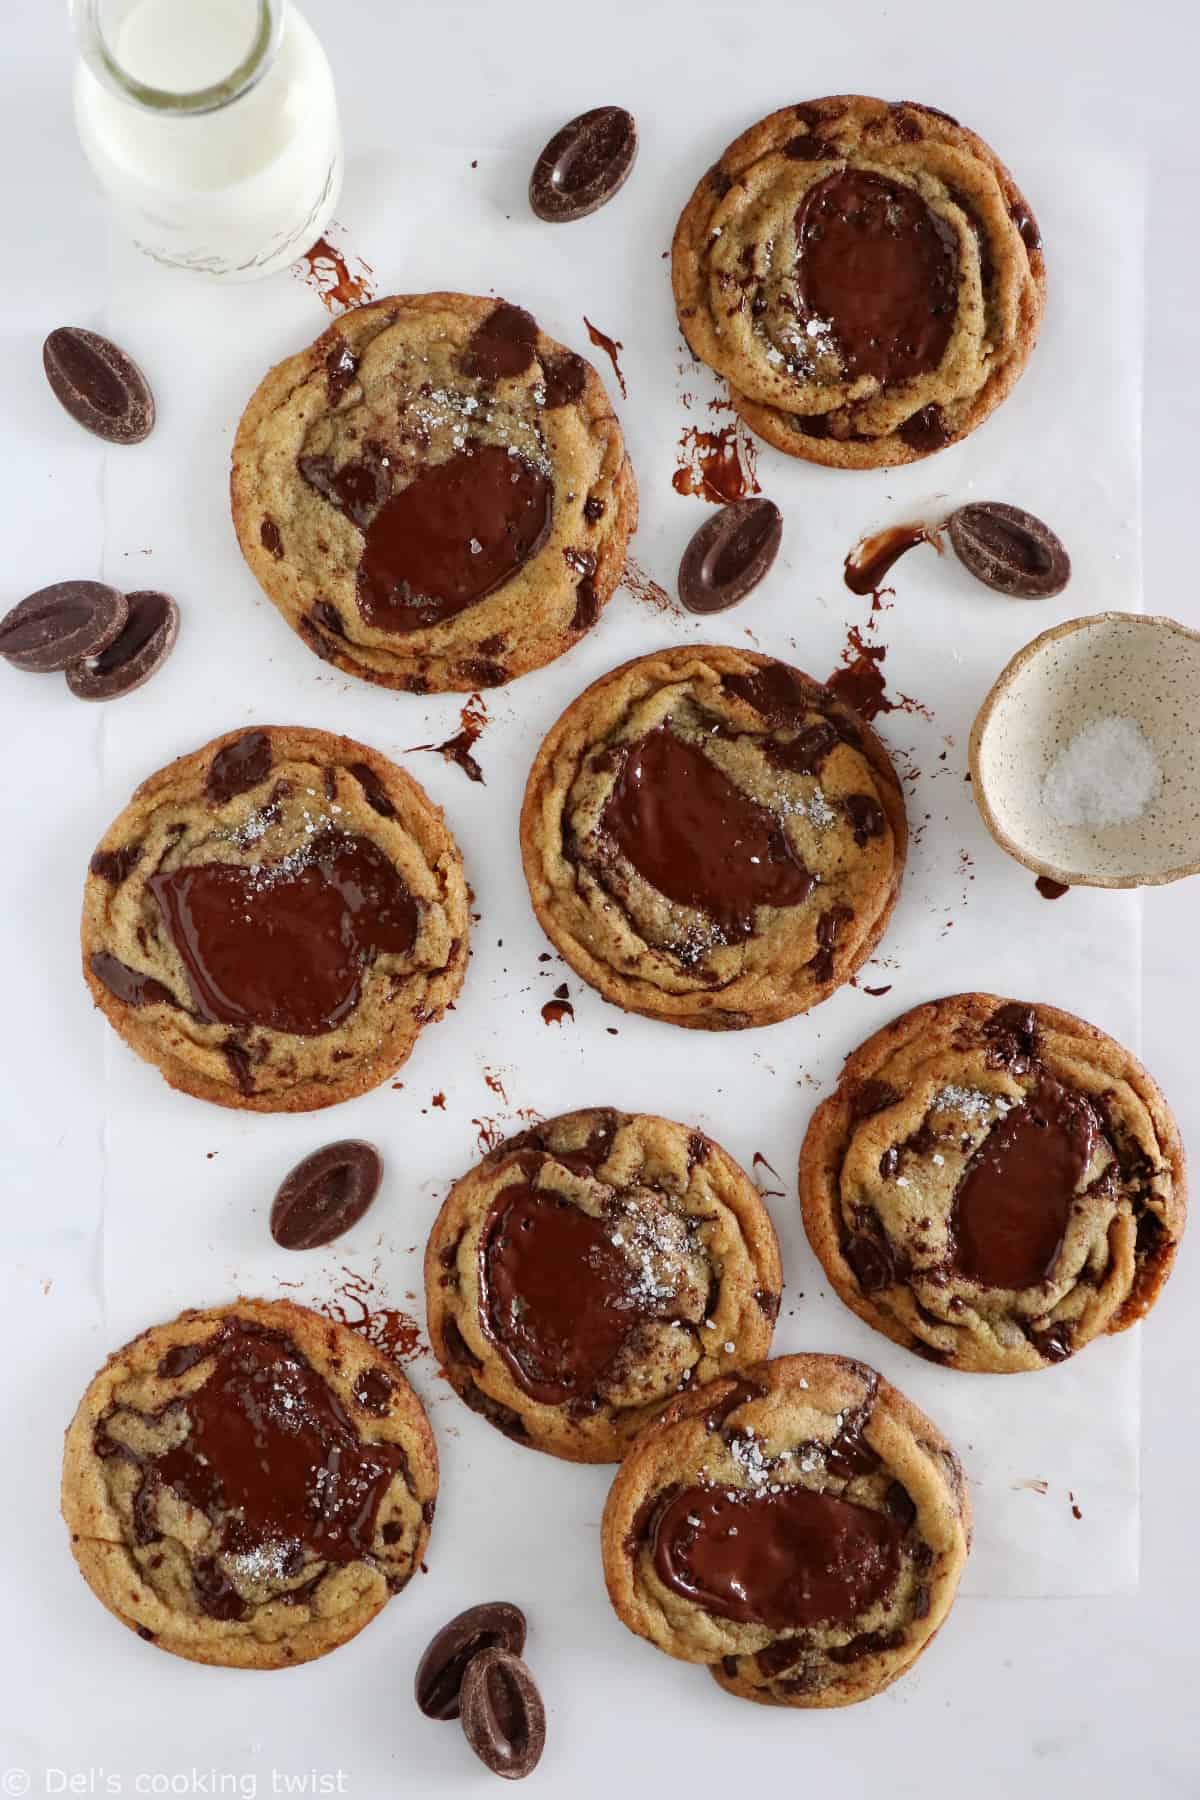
0, 2, 1196, 1795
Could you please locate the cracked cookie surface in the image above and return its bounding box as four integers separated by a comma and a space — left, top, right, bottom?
82, 726, 468, 1111
61, 1298, 438, 1669
520, 646, 906, 1028
425, 1108, 783, 1462
800, 994, 1187, 1372
601, 1354, 969, 1707
672, 96, 1045, 468
231, 292, 637, 692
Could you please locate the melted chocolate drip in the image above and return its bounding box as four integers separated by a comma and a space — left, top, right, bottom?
844, 524, 933, 595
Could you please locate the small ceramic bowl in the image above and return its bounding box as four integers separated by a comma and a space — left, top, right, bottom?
968, 612, 1200, 889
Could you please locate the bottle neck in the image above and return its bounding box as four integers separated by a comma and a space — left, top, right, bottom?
70, 0, 285, 116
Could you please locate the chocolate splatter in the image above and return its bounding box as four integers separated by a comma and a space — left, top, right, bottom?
583, 316, 627, 399
293, 232, 376, 314
672, 422, 761, 504
311, 1265, 427, 1363
827, 625, 931, 723
409, 694, 488, 784
541, 984, 574, 1027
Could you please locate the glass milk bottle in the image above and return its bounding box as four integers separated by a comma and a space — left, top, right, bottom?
70, 0, 342, 279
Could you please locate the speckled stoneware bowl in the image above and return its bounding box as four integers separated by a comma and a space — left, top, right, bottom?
969, 612, 1200, 888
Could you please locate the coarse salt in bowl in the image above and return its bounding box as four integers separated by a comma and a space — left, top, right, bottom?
968, 612, 1200, 888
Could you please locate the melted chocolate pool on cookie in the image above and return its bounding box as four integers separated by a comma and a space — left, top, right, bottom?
601, 723, 814, 940
95, 1320, 408, 1620
479, 1182, 669, 1406
651, 1483, 902, 1629
356, 445, 552, 633
793, 171, 959, 384
149, 832, 417, 1035
951, 1077, 1098, 1289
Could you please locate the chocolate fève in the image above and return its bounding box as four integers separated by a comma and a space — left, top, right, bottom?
149, 831, 417, 1036
951, 1076, 1098, 1289
479, 1163, 675, 1407
602, 723, 814, 941
652, 1482, 902, 1630
96, 1320, 409, 1620
794, 171, 958, 384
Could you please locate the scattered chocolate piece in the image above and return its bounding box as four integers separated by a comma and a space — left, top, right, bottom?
415, 1602, 528, 1721
1036, 875, 1070, 900
0, 580, 127, 673
89, 843, 143, 885
270, 1140, 383, 1251
677, 498, 782, 614
946, 502, 1070, 599
463, 304, 539, 383
459, 1647, 545, 1780
43, 326, 155, 444
529, 107, 637, 223
65, 590, 179, 700
206, 731, 272, 805
89, 950, 174, 1009
898, 404, 950, 453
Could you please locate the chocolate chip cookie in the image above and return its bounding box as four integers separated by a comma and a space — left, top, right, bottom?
799, 994, 1187, 1372
61, 1298, 438, 1669
82, 726, 468, 1111
672, 96, 1045, 468
425, 1109, 783, 1462
520, 647, 907, 1029
231, 293, 637, 692
602, 1355, 969, 1708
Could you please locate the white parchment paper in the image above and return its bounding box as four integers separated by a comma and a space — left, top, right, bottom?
0, 84, 1147, 1790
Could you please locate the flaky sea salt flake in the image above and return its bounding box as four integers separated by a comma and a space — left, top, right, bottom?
1042, 714, 1162, 829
